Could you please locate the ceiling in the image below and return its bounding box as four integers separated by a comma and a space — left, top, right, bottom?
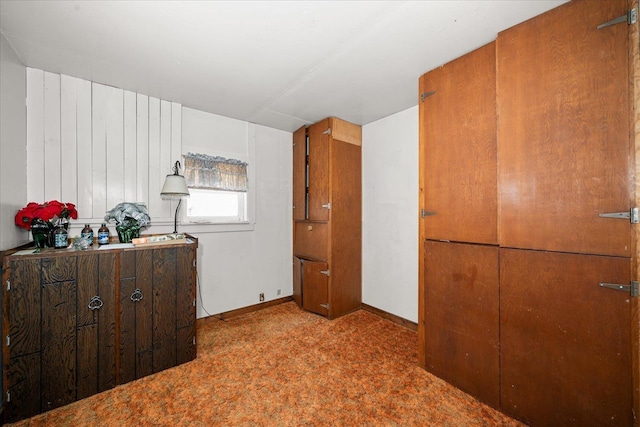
0, 0, 566, 132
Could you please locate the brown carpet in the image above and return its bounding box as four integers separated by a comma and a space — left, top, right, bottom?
9, 302, 523, 426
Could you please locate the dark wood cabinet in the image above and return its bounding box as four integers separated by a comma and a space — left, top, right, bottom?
3, 251, 117, 420
1, 237, 197, 422
292, 117, 361, 319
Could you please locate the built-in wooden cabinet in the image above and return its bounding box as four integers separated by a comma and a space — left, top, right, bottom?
419, 1, 634, 425
292, 117, 361, 319
1, 237, 197, 422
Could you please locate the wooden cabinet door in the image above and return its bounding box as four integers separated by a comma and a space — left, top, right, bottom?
293, 256, 302, 307
497, 0, 629, 257
152, 247, 178, 373
176, 245, 196, 365
307, 119, 330, 221
423, 241, 499, 408
496, 1, 633, 424
293, 126, 307, 221
5, 258, 41, 421
302, 260, 329, 316
500, 249, 632, 426
76, 253, 116, 399
420, 42, 497, 245
40, 256, 77, 412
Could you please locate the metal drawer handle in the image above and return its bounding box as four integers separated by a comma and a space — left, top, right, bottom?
130, 288, 144, 302
88, 296, 103, 311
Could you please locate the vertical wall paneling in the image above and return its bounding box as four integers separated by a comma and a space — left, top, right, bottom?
123, 91, 137, 203
60, 75, 77, 205
26, 68, 45, 202
158, 100, 172, 218
170, 103, 182, 216
43, 72, 61, 201
25, 70, 181, 225
76, 79, 93, 218
91, 83, 108, 218
136, 94, 149, 206
148, 97, 162, 218
106, 86, 124, 211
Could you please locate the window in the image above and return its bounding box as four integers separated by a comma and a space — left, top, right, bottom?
182, 153, 249, 224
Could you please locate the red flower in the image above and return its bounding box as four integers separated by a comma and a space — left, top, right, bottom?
15, 200, 78, 230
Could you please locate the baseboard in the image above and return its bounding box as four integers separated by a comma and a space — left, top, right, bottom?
361, 303, 418, 331
196, 296, 294, 327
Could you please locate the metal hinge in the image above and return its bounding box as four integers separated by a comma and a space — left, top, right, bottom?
193, 259, 196, 268
6, 391, 10, 403
599, 281, 639, 297
193, 298, 196, 307
421, 209, 436, 218
597, 8, 636, 29
420, 91, 436, 102
6, 335, 9, 347
321, 202, 331, 210
599, 207, 639, 224
322, 128, 331, 135
193, 336, 196, 345
6, 280, 10, 291
320, 270, 330, 276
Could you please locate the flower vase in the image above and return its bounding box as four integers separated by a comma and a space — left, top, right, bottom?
31, 218, 51, 248
116, 224, 141, 243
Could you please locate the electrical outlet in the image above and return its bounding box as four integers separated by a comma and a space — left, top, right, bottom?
259, 293, 264, 302
277, 289, 281, 296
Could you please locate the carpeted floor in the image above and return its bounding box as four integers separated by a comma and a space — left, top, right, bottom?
9, 302, 523, 426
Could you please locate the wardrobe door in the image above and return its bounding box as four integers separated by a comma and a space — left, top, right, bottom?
501, 249, 631, 426
301, 260, 329, 317
423, 240, 499, 408
292, 126, 306, 221
497, 1, 633, 424
497, 0, 629, 257
420, 42, 497, 245
307, 119, 330, 222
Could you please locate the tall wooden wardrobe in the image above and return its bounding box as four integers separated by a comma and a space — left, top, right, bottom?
292, 117, 361, 319
418, 1, 637, 426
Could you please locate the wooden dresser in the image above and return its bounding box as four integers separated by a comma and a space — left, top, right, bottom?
0, 236, 198, 422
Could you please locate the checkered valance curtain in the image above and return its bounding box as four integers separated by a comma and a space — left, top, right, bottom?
183, 152, 248, 192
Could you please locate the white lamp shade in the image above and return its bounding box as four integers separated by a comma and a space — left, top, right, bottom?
160, 174, 190, 199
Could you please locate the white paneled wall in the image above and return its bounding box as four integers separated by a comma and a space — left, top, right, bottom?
26, 68, 178, 229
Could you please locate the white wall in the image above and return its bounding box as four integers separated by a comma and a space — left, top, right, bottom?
181, 108, 293, 316
362, 106, 419, 322
0, 34, 27, 250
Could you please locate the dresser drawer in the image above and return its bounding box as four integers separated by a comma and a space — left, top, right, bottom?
294, 221, 328, 261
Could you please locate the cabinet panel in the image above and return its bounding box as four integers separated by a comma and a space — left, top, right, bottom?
302, 260, 329, 317
293, 221, 328, 261
152, 248, 178, 373
423, 241, 499, 408
41, 279, 77, 412
8, 259, 41, 357
420, 42, 497, 245
500, 249, 631, 426
176, 245, 195, 330
307, 119, 330, 221
6, 353, 41, 421
293, 256, 302, 307
97, 253, 117, 392
293, 125, 307, 221
134, 249, 154, 379
497, 0, 629, 256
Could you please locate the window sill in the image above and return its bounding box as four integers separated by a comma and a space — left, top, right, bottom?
179, 221, 255, 233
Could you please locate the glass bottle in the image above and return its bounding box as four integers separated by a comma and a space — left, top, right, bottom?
81, 224, 94, 246
98, 223, 110, 245
53, 225, 68, 249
